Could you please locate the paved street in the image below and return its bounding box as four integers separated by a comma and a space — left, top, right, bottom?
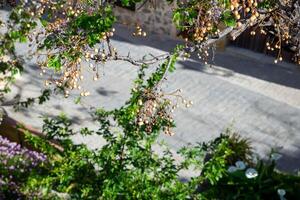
2, 20, 300, 173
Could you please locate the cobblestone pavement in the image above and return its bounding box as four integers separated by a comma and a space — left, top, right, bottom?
2, 21, 300, 173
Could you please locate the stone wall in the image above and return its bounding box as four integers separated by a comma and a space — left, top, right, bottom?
114, 1, 178, 37
114, 1, 228, 50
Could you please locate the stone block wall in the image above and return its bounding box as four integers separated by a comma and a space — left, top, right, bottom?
114, 1, 228, 51
114, 1, 178, 37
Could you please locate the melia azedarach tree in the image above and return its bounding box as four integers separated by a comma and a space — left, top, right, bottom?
0, 0, 300, 199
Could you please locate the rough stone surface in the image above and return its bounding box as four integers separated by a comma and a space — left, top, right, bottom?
114, 1, 178, 37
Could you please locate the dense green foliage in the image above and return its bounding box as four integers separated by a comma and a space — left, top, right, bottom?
2, 118, 300, 199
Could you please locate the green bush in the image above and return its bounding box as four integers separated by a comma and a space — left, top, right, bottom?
2, 116, 299, 199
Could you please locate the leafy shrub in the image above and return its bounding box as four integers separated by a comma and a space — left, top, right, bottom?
1, 118, 299, 199
17, 115, 198, 199
200, 158, 300, 200
194, 133, 300, 199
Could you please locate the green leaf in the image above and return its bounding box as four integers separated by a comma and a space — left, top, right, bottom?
75, 97, 81, 104
40, 19, 48, 27
9, 31, 20, 39
47, 55, 62, 71
19, 35, 27, 43
173, 12, 182, 27
221, 11, 236, 27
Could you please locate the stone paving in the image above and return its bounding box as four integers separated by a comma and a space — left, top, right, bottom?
2, 21, 300, 173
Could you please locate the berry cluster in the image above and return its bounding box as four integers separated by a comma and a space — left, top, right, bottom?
132, 24, 147, 37
136, 88, 192, 136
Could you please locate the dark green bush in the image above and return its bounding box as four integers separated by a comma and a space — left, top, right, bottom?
2, 117, 299, 199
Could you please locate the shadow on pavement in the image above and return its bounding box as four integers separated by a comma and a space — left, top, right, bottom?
112, 24, 184, 53
214, 50, 300, 90
113, 24, 300, 90
96, 87, 118, 97
178, 60, 235, 78
277, 149, 300, 172
179, 50, 300, 90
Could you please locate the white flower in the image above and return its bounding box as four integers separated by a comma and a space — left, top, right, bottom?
252, 155, 258, 164
271, 153, 282, 161
235, 161, 246, 170
277, 189, 286, 196
245, 168, 258, 179
228, 166, 238, 173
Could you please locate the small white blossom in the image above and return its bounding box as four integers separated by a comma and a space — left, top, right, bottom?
235, 161, 246, 170
277, 189, 286, 196
245, 168, 258, 179
228, 166, 238, 173
252, 153, 259, 164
